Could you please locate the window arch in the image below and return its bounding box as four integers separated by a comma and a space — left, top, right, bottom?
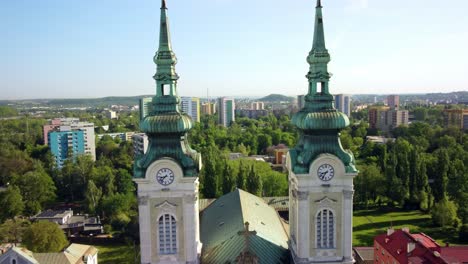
316, 209, 334, 248
158, 214, 177, 254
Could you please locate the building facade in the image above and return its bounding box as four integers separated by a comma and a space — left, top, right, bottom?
132, 133, 149, 157
444, 109, 468, 130
368, 106, 408, 133
217, 97, 235, 127
201, 102, 216, 115
387, 95, 400, 109
44, 118, 96, 167
140, 97, 153, 121
133, 1, 202, 263
251, 101, 265, 110
286, 1, 357, 263
297, 95, 306, 110
334, 94, 351, 117
180, 97, 201, 122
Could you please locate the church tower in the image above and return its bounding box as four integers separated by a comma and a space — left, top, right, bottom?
133, 1, 202, 263
286, 1, 358, 263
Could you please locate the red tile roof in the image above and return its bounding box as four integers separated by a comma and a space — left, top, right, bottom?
441, 246, 468, 263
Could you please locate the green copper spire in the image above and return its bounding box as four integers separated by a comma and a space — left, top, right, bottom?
134, 0, 200, 178
290, 1, 356, 174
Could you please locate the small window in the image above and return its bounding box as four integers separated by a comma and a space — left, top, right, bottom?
158, 214, 177, 255
162, 84, 171, 95
12, 260, 17, 264
317, 82, 323, 93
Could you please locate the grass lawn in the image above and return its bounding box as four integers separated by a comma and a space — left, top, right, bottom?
353, 208, 460, 246
96, 243, 140, 264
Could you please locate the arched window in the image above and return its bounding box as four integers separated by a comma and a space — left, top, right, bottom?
158, 214, 177, 254
12, 259, 17, 264
316, 209, 334, 248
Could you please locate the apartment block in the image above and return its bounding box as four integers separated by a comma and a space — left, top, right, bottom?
181, 97, 201, 122
217, 97, 235, 127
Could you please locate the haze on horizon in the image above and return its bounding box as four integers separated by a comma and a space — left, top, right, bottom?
1, 0, 468, 100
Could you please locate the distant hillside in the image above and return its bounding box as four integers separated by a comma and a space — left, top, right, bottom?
258, 94, 294, 102
0, 96, 153, 108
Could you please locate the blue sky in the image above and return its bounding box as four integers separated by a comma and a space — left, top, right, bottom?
1, 0, 467, 99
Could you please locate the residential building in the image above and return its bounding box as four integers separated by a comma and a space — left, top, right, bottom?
0, 244, 98, 264
139, 97, 153, 121
181, 97, 201, 122
444, 109, 468, 130
297, 95, 305, 109
368, 106, 408, 133
236, 109, 269, 119
374, 228, 468, 264
387, 94, 400, 109
31, 210, 103, 236
217, 97, 235, 127
44, 119, 96, 167
335, 94, 351, 116
251, 101, 265, 110
132, 133, 149, 157
201, 102, 216, 115
97, 131, 135, 142
106, 110, 117, 119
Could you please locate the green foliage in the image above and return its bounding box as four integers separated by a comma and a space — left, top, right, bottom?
12, 163, 56, 215
22, 221, 68, 252
0, 106, 18, 117
431, 198, 461, 227
355, 164, 386, 207
459, 224, 468, 243
0, 218, 30, 243
0, 186, 25, 222
246, 165, 262, 196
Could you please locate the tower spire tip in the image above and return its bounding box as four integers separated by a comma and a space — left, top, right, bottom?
161, 0, 167, 9
317, 0, 322, 8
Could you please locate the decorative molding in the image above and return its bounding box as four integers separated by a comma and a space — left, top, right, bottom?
297, 191, 309, 201
291, 189, 298, 199
314, 196, 337, 207
138, 196, 149, 206
155, 200, 178, 215
343, 190, 354, 200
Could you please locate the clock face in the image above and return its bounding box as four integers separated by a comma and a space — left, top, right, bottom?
317, 164, 334, 181
156, 168, 175, 186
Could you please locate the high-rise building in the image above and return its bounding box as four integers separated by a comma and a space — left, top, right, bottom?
250, 101, 265, 110
133, 1, 202, 263
444, 109, 468, 130
297, 95, 305, 109
368, 106, 408, 133
387, 95, 400, 109
287, 1, 357, 263
181, 97, 201, 122
132, 133, 149, 157
44, 118, 96, 167
217, 97, 235, 127
335, 94, 351, 117
139, 97, 153, 121
201, 102, 216, 115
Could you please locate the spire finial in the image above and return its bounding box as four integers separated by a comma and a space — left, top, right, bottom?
161, 0, 167, 9
317, 0, 322, 8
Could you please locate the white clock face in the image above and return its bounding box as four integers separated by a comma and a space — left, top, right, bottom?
156, 168, 175, 186
317, 164, 334, 181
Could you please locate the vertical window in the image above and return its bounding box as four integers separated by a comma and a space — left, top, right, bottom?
158, 214, 177, 254
316, 209, 334, 248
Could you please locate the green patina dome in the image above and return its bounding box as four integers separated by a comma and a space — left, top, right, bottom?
292, 109, 349, 131
140, 112, 193, 134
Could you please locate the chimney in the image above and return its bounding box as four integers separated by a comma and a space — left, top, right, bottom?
407, 242, 416, 253
402, 227, 410, 233
387, 228, 395, 236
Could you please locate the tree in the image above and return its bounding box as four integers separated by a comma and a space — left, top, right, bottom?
200, 148, 220, 198
236, 161, 247, 190
12, 163, 56, 215
246, 165, 262, 196
0, 186, 25, 222
432, 149, 449, 202
0, 218, 30, 244
22, 221, 68, 252
431, 198, 461, 227
85, 180, 102, 214
221, 164, 236, 195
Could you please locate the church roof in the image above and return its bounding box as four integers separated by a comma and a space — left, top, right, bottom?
200, 189, 289, 264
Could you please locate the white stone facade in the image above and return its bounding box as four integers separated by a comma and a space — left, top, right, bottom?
287, 153, 357, 264
134, 158, 201, 264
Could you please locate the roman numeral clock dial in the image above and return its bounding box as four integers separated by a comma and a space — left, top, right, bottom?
156, 168, 175, 186
317, 164, 335, 181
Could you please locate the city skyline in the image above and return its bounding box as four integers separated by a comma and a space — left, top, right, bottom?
2, 0, 468, 100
